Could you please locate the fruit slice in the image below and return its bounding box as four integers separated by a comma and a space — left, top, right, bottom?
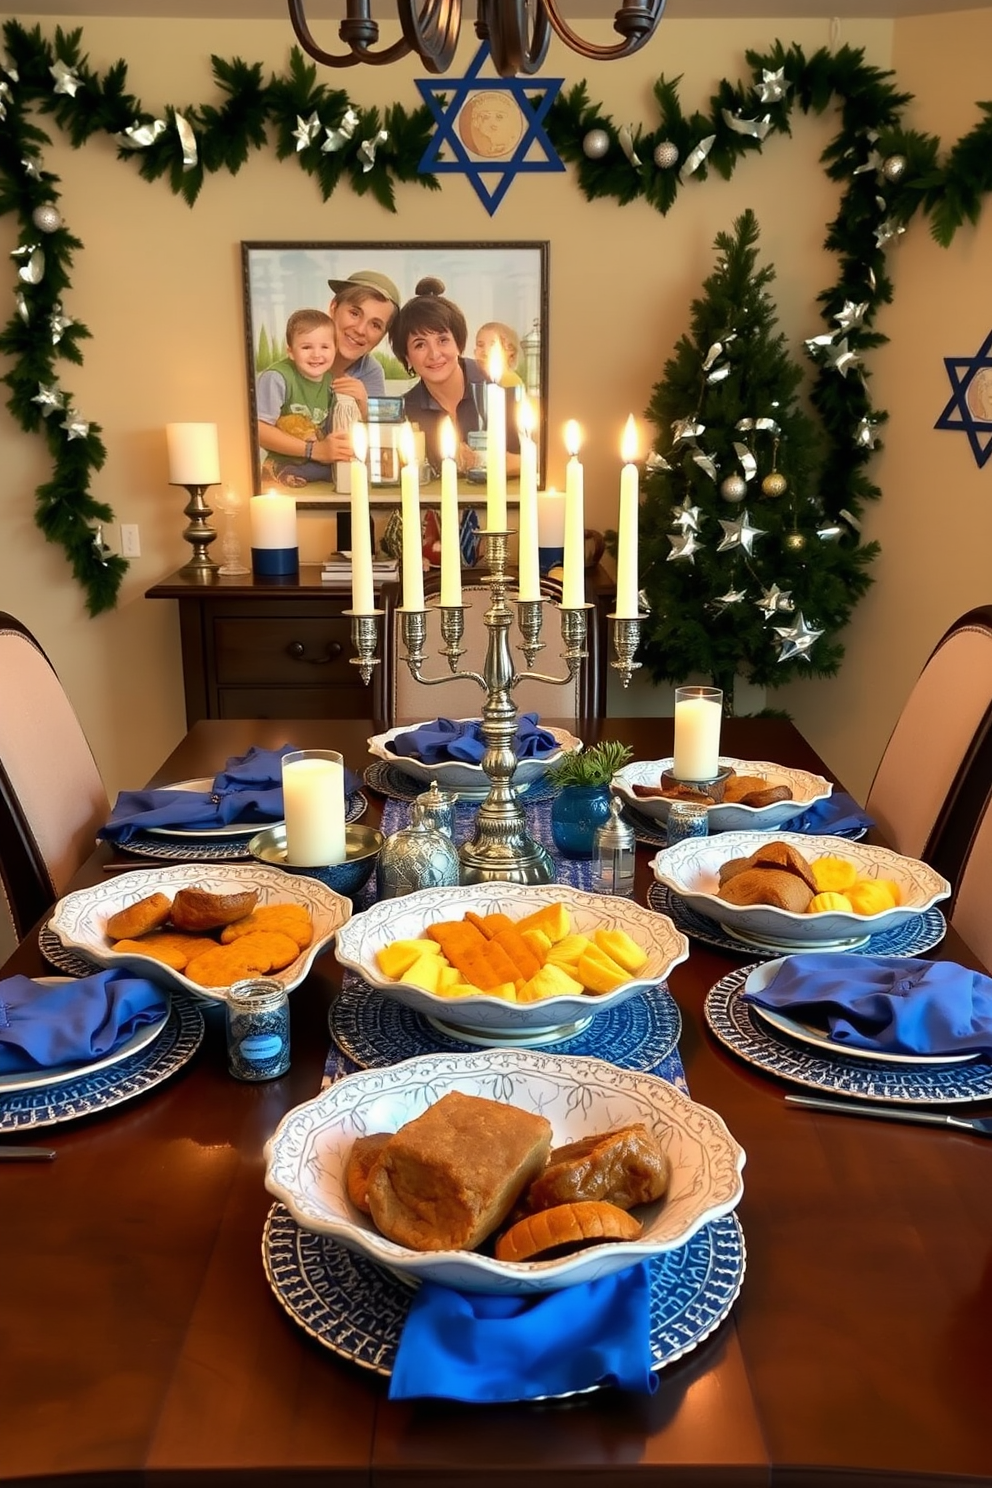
810, 855, 859, 893
518, 963, 585, 1002
576, 946, 630, 994
403, 954, 450, 994
593, 927, 648, 975
376, 939, 440, 979
545, 933, 591, 967
515, 902, 571, 943
808, 891, 854, 913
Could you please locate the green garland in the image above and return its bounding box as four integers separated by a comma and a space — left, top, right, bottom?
1, 21, 990, 616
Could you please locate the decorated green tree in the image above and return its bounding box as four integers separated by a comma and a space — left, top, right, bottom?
637, 209, 878, 709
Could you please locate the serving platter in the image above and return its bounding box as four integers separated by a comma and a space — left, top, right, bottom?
611, 756, 832, 832
367, 720, 579, 793
262, 1204, 746, 1395
0, 978, 171, 1094
363, 757, 556, 806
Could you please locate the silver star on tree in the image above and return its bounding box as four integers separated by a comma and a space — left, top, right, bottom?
757, 67, 787, 103
756, 582, 794, 617
667, 530, 701, 563
32, 382, 64, 415
774, 612, 823, 662
671, 498, 701, 533
824, 338, 861, 377
834, 300, 869, 332
855, 416, 879, 449
714, 588, 747, 606
292, 112, 321, 152
61, 407, 90, 440
717, 510, 766, 555
50, 58, 82, 96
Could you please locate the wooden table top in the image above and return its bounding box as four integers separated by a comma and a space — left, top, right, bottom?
2, 716, 990, 1488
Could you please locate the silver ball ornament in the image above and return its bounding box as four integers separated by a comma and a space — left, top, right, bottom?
761, 471, 788, 498
653, 140, 679, 169
882, 154, 907, 184
31, 203, 62, 234
582, 129, 610, 160
720, 474, 747, 504
784, 531, 807, 552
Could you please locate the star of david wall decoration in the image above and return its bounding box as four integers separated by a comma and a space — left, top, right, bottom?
417, 44, 564, 215
935, 327, 992, 469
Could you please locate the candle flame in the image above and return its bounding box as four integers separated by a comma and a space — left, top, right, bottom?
564, 420, 582, 457
439, 416, 457, 462
487, 342, 505, 384
351, 421, 368, 463
517, 396, 535, 439
398, 421, 416, 467
621, 414, 639, 464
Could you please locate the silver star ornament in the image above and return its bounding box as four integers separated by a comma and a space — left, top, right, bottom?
717, 510, 766, 555
714, 588, 747, 607
32, 383, 64, 415
671, 498, 701, 533
756, 583, 794, 618
61, 407, 90, 440
757, 67, 787, 103
50, 58, 82, 96
834, 300, 869, 333
292, 112, 321, 151
667, 530, 701, 563
774, 612, 823, 662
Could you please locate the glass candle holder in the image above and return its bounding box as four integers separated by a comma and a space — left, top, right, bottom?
666, 801, 710, 845
673, 686, 723, 782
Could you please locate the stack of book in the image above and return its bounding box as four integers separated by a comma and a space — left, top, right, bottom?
320, 555, 399, 585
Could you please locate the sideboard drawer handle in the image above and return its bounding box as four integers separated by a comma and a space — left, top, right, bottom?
287, 640, 343, 666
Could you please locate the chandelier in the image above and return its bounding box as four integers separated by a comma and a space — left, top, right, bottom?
287, 1, 667, 77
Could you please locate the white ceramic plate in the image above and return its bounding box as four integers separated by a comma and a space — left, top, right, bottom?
611, 757, 832, 832
651, 831, 950, 949
333, 881, 689, 1036
142, 778, 272, 840
743, 960, 979, 1066
264, 1048, 746, 1294
48, 863, 351, 1004
367, 719, 581, 793
0, 978, 171, 1094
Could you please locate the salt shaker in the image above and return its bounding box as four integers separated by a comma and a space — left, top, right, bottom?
666, 800, 710, 845
376, 801, 461, 899
415, 780, 458, 839
225, 977, 291, 1081
593, 796, 636, 897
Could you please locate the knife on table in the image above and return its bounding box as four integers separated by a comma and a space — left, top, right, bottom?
785, 1092, 992, 1135
0, 1146, 57, 1160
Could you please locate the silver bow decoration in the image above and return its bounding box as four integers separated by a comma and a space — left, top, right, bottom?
721, 107, 772, 141
115, 118, 168, 150
839, 507, 862, 532
736, 416, 780, 435
756, 67, 787, 104
50, 57, 82, 97
323, 106, 359, 153
49, 302, 74, 345
692, 450, 719, 481
671, 416, 705, 447
32, 383, 64, 416
816, 525, 844, 542
61, 407, 90, 441
618, 125, 641, 166
12, 244, 44, 285
706, 364, 731, 385
358, 129, 388, 172
645, 451, 672, 472
174, 113, 198, 172
732, 440, 757, 481
702, 340, 725, 372
679, 134, 716, 183
292, 111, 322, 152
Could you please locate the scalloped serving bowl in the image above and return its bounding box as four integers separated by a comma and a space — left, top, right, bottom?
333, 881, 689, 1038
48, 862, 351, 1003
264, 1048, 746, 1294
367, 720, 581, 793
612, 756, 832, 832
651, 831, 950, 950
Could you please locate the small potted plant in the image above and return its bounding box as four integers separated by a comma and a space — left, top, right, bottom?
547, 740, 633, 858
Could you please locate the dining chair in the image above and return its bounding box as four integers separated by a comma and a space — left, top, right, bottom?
0, 612, 110, 939
381, 575, 604, 729
864, 605, 992, 871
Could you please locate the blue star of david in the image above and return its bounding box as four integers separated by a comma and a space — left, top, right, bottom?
935, 326, 992, 469
416, 43, 564, 216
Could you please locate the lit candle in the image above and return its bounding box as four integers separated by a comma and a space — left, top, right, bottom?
562, 420, 585, 609
282, 750, 346, 866
166, 422, 220, 486
350, 422, 373, 614
439, 417, 462, 608
673, 687, 723, 782
517, 398, 540, 601
399, 422, 424, 611
486, 344, 507, 531
615, 414, 640, 619
249, 490, 297, 549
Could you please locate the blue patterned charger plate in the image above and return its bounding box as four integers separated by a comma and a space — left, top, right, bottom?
364, 758, 557, 806
647, 883, 947, 960
111, 791, 368, 862
705, 964, 992, 1104
0, 994, 204, 1131
262, 1203, 745, 1393
329, 974, 682, 1069
623, 804, 867, 850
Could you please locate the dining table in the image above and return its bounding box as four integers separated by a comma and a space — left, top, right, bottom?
3, 713, 992, 1488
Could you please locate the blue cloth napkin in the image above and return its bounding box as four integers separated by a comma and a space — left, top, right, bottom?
779, 791, 874, 837
100, 745, 360, 844
388, 1261, 658, 1402
386, 714, 559, 766
0, 969, 168, 1074
743, 953, 992, 1057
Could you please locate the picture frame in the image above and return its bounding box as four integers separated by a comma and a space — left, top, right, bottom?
241, 241, 549, 506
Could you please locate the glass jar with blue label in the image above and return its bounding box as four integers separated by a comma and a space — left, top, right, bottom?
225, 978, 291, 1081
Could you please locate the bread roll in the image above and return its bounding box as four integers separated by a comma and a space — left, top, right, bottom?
106, 892, 173, 940
719, 866, 813, 912
346, 1133, 391, 1214
495, 1200, 642, 1263
171, 886, 259, 931
526, 1123, 670, 1212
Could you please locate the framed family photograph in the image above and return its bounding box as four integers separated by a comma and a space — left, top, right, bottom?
241, 240, 549, 505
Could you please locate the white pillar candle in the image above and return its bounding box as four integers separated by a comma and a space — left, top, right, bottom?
616, 414, 640, 619
166, 422, 220, 486
438, 417, 462, 608
485, 345, 507, 531
349, 422, 374, 614
282, 750, 346, 866
537, 487, 566, 548
516, 397, 540, 601
250, 490, 297, 549
399, 422, 424, 611
562, 421, 585, 609
673, 688, 723, 781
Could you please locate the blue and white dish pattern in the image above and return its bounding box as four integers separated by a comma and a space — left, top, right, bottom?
0, 995, 204, 1131
262, 1204, 746, 1394
624, 804, 866, 850
704, 965, 992, 1104
109, 791, 368, 862
647, 883, 948, 960
364, 757, 557, 806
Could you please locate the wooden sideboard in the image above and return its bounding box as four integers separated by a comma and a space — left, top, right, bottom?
147, 565, 617, 727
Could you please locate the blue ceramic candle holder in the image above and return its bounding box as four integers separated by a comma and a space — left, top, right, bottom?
252, 546, 299, 577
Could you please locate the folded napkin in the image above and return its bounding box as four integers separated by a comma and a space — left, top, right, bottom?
100, 745, 360, 844
0, 969, 168, 1074
743, 953, 992, 1057
779, 791, 875, 837
386, 714, 559, 767
388, 1262, 658, 1402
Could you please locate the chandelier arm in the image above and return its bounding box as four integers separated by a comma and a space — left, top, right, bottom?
540, 0, 667, 60
396, 0, 463, 74
287, 0, 413, 68
478, 0, 552, 77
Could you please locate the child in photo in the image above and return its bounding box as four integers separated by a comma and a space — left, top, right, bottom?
256, 308, 354, 488
473, 320, 525, 388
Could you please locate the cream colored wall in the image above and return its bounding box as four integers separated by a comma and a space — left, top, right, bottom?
0, 9, 987, 909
